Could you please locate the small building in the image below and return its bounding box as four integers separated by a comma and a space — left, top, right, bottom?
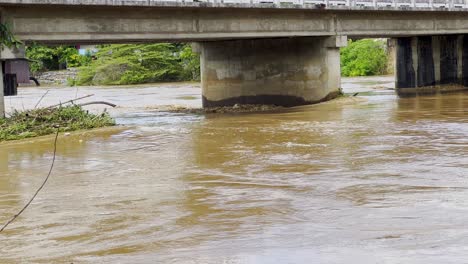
1, 46, 33, 97
3, 59, 30, 84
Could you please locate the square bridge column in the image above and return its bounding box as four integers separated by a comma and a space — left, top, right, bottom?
0, 61, 4, 118
395, 35, 468, 95
197, 36, 347, 108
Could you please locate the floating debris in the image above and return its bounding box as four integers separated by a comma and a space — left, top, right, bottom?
146, 104, 284, 114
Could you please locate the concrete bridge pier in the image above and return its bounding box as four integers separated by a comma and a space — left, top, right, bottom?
0, 62, 4, 118
197, 36, 347, 108
396, 35, 468, 95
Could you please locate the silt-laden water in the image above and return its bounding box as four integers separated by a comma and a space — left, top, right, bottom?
1, 76, 467, 263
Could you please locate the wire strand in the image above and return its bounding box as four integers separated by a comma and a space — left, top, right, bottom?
0, 128, 60, 233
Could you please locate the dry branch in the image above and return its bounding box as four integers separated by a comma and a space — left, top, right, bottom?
46, 94, 94, 109
78, 101, 117, 108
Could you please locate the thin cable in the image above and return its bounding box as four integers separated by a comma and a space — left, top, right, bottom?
0, 128, 59, 233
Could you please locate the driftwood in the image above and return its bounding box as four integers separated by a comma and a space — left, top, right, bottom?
78, 101, 117, 108
29, 77, 40, 86
46, 94, 94, 109
34, 90, 49, 109
44, 94, 116, 109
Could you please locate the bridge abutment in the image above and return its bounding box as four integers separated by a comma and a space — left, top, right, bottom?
198, 36, 346, 108
396, 35, 468, 95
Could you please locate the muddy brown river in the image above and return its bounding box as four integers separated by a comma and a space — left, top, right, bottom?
1, 76, 467, 263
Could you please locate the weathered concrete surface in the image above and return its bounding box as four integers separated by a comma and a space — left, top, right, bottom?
3, 3, 468, 43
386, 39, 396, 75
0, 0, 467, 12
199, 37, 344, 107
0, 45, 25, 59
396, 35, 468, 95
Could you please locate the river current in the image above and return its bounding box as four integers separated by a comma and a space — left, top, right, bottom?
1, 76, 467, 263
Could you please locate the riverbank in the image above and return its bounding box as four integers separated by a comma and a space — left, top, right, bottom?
0, 106, 115, 142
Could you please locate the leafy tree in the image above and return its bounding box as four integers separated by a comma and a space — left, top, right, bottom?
75, 43, 200, 85
26, 44, 88, 73
341, 39, 388, 77
25, 42, 201, 85
26, 44, 56, 73
180, 44, 200, 80
0, 22, 22, 49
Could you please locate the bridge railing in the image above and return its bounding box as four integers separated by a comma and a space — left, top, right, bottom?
172, 0, 466, 8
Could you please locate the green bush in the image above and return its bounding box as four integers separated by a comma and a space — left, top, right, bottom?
341, 39, 388, 77
26, 44, 91, 73
180, 44, 201, 80
74, 43, 200, 86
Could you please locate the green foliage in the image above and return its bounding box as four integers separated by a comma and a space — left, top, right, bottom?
26, 44, 55, 73
180, 44, 201, 80
0, 106, 115, 141
74, 43, 200, 86
341, 39, 388, 77
0, 22, 22, 49
26, 44, 91, 73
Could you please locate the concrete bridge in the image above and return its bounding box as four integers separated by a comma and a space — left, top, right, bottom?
1, 0, 468, 116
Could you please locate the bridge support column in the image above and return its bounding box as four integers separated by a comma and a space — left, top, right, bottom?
0, 12, 3, 118
396, 35, 468, 95
0, 62, 4, 118
197, 36, 346, 107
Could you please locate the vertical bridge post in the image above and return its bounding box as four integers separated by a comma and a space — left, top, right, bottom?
0, 61, 4, 118
395, 35, 468, 95
197, 36, 347, 108
0, 10, 4, 118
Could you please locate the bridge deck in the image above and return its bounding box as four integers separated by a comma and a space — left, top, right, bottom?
2, 0, 468, 44
0, 0, 467, 10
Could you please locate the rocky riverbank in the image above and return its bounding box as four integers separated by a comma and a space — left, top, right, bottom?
34, 68, 78, 85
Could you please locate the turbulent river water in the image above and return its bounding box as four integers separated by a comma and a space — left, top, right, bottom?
1, 76, 467, 263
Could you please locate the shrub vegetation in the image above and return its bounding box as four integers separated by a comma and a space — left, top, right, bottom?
0, 106, 115, 141
26, 44, 91, 73
340, 39, 388, 77
74, 43, 200, 86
